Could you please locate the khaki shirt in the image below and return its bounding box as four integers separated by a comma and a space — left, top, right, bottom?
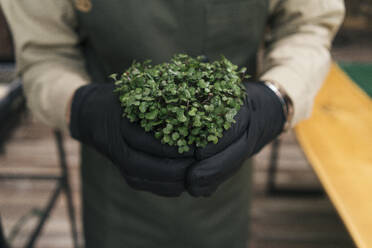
1, 0, 344, 131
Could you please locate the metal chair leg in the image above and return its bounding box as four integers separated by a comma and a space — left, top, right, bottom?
266, 137, 324, 197
64, 182, 79, 248
54, 131, 79, 248
0, 216, 9, 248
25, 184, 62, 248
266, 138, 280, 195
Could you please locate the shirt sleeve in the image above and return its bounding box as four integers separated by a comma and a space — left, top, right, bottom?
261, 0, 345, 126
1, 0, 89, 131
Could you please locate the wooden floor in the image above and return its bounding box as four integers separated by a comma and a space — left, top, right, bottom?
0, 117, 355, 248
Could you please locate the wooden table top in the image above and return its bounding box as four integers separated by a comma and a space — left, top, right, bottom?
296, 63, 372, 248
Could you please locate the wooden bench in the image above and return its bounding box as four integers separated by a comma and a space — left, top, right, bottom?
295, 63, 372, 248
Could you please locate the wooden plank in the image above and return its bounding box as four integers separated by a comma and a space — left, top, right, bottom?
295, 63, 372, 248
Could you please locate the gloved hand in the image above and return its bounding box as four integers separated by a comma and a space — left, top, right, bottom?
70, 83, 257, 197
69, 83, 197, 197
186, 81, 286, 197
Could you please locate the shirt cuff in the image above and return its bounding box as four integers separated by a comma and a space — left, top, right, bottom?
50, 73, 88, 132
260, 66, 314, 127
23, 67, 89, 132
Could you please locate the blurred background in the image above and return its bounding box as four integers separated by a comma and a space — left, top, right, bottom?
0, 1, 371, 248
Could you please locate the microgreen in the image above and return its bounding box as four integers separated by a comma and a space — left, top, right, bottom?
112, 54, 249, 153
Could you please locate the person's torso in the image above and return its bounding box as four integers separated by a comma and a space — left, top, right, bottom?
75, 0, 269, 82
75, 2, 269, 247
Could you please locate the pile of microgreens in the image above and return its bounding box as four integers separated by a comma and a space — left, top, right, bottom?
112, 54, 248, 153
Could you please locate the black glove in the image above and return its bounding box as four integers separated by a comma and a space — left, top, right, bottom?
70, 83, 253, 197
186, 81, 286, 197
69, 83, 197, 197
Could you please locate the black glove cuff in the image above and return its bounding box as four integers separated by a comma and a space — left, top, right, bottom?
263, 80, 294, 131
69, 84, 99, 141
244, 81, 286, 153
259, 81, 285, 129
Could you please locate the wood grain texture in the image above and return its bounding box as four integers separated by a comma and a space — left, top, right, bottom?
296, 64, 372, 248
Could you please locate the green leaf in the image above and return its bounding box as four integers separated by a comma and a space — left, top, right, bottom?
188, 136, 196, 145
163, 123, 173, 134
196, 140, 208, 148
223, 122, 231, 130
204, 105, 214, 112
178, 126, 189, 136
191, 128, 200, 135
178, 145, 190, 153
225, 109, 237, 122
109, 73, 117, 80
208, 135, 218, 144
193, 115, 202, 127
162, 135, 170, 143
177, 110, 187, 122
145, 110, 158, 120
142, 96, 155, 101
135, 88, 142, 94
144, 123, 152, 132
188, 107, 197, 116
155, 131, 162, 139
172, 132, 180, 141
150, 120, 162, 126
139, 102, 148, 113
184, 89, 191, 98
165, 98, 179, 103
177, 139, 187, 146
197, 79, 207, 88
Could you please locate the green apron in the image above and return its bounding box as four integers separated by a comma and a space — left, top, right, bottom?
75, 1, 269, 247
